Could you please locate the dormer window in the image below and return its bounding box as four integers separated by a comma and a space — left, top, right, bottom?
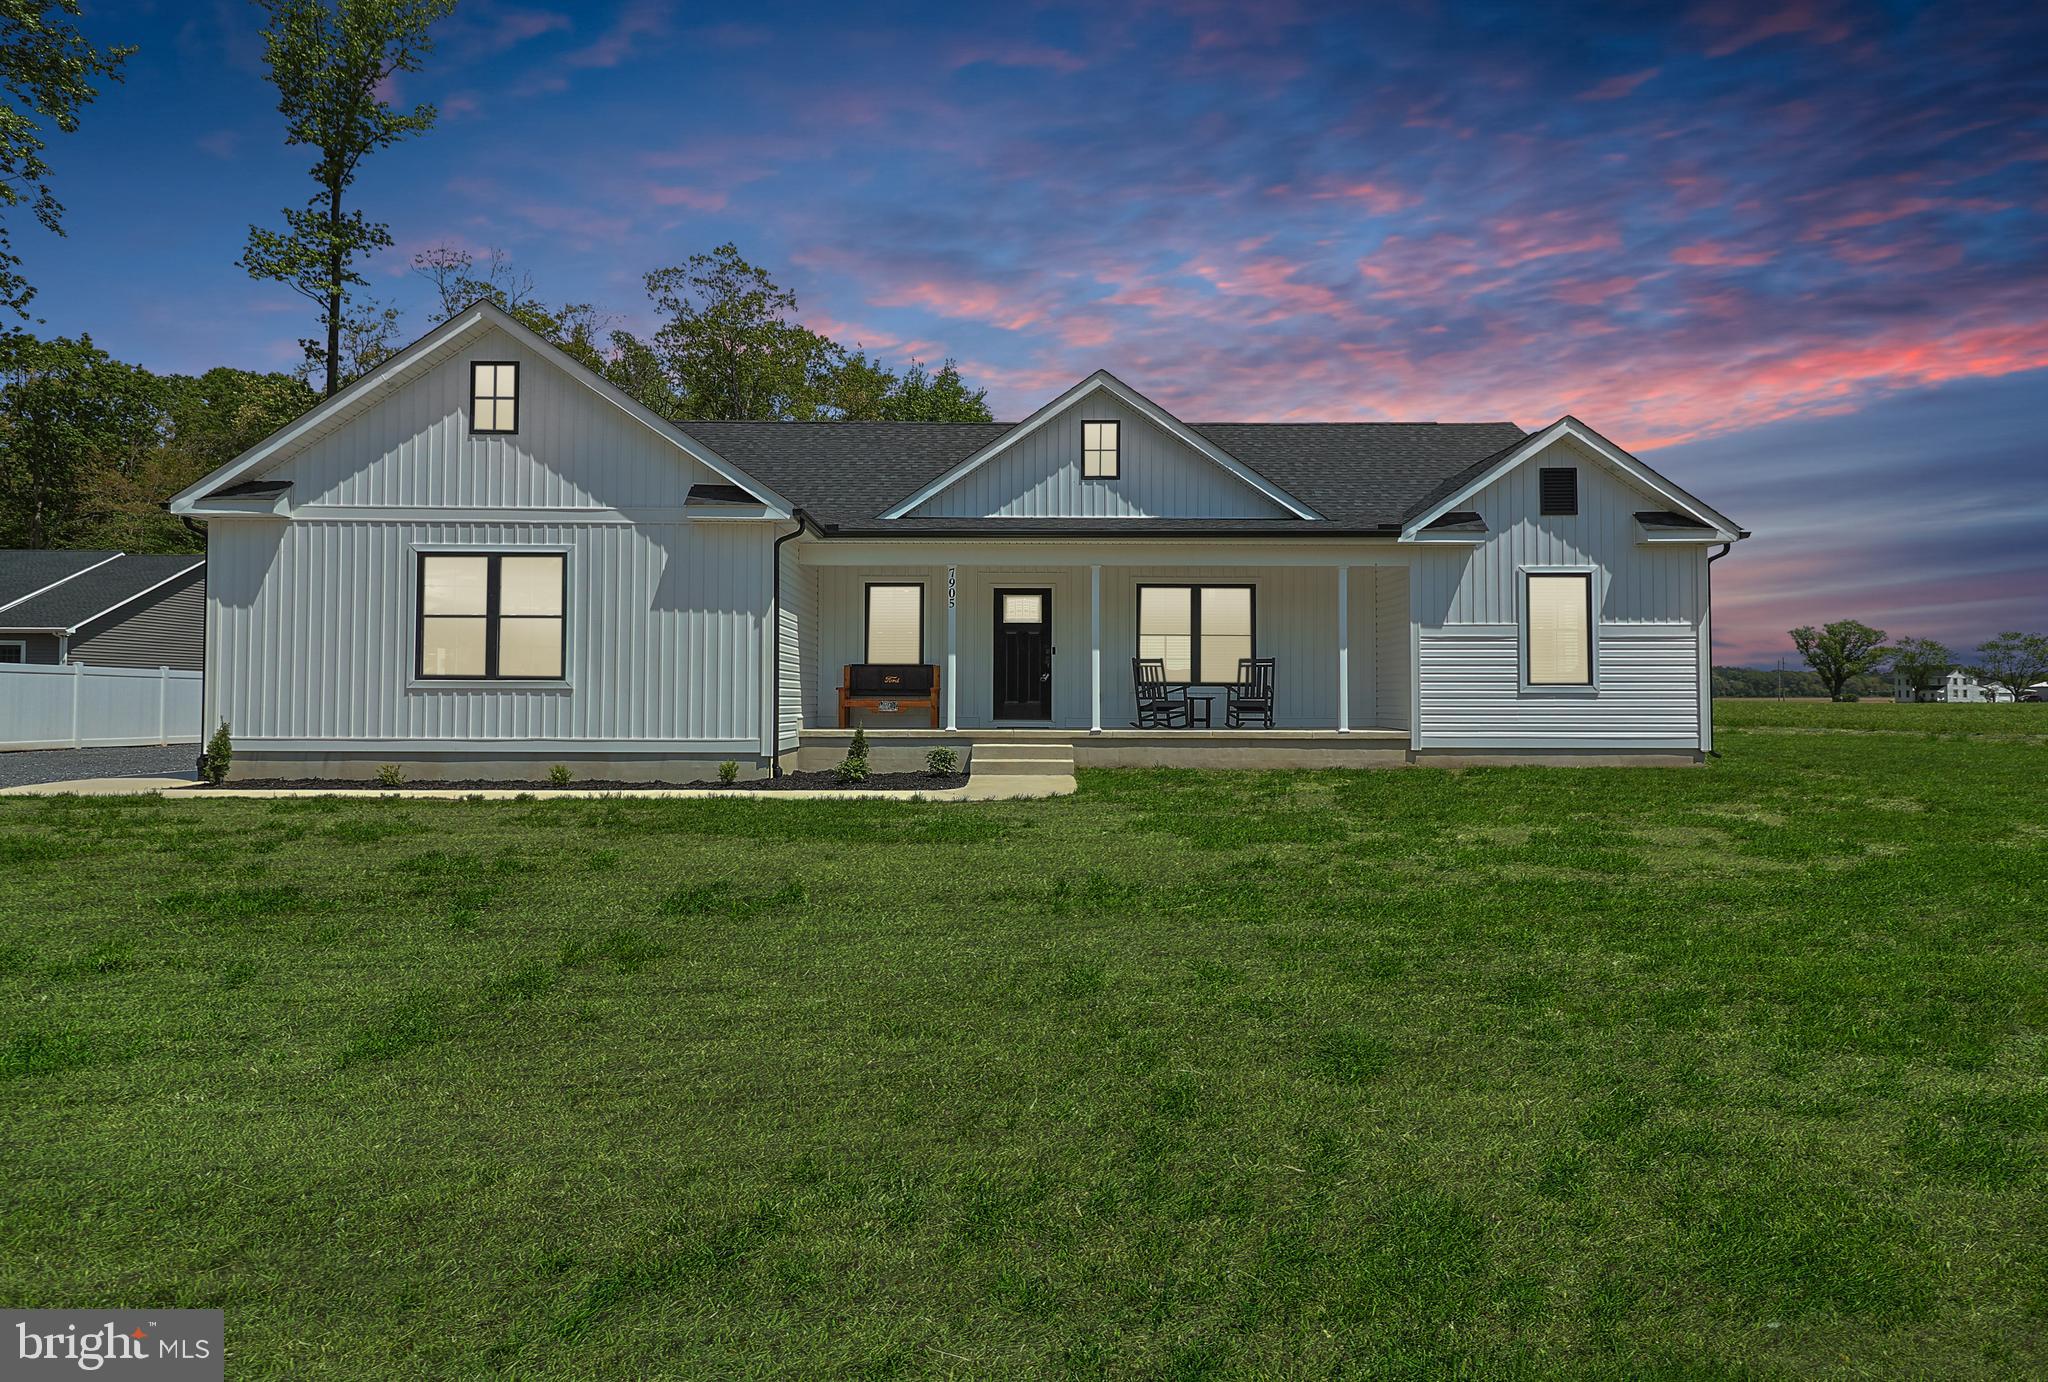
471, 361, 519, 435
1082, 420, 1119, 478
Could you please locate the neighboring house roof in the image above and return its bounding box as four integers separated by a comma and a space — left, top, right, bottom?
167, 300, 793, 519
0, 549, 121, 612
676, 419, 1529, 535
0, 553, 204, 634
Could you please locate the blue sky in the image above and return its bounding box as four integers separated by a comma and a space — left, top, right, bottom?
24, 0, 2048, 662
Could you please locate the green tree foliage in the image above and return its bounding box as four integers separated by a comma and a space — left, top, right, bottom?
239, 0, 454, 397
1710, 665, 1893, 699
1970, 631, 2048, 699
0, 1, 132, 319
0, 334, 312, 550
645, 243, 843, 421
879, 358, 991, 422
1790, 620, 1891, 701
1887, 636, 1953, 699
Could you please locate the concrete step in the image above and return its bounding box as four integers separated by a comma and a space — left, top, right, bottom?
971, 742, 1076, 776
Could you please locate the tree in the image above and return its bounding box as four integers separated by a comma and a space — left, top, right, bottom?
880, 358, 992, 422
1971, 632, 2048, 700
240, 0, 454, 398
0, 333, 164, 547
1887, 636, 1952, 701
0, 2, 132, 319
644, 243, 841, 420
1789, 620, 1889, 701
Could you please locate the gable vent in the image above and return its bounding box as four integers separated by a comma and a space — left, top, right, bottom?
1539, 467, 1578, 516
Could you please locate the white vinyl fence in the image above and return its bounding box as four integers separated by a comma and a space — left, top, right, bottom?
0, 662, 202, 750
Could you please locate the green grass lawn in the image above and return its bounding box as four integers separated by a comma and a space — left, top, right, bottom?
3, 706, 2045, 1378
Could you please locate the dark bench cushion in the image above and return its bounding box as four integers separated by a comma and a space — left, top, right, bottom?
846, 664, 937, 696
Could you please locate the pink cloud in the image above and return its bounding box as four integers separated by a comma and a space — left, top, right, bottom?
1302, 179, 1419, 215
1694, 0, 1854, 57
946, 42, 1087, 74
871, 278, 1044, 332
1553, 275, 1642, 306
1578, 68, 1660, 101
565, 0, 671, 69
1671, 241, 1774, 267
644, 184, 728, 212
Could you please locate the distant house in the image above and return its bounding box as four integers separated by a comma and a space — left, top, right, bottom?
0, 551, 206, 669
1895, 668, 2013, 703
2025, 682, 2048, 703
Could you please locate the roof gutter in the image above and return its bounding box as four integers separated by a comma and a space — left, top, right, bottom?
769, 508, 823, 778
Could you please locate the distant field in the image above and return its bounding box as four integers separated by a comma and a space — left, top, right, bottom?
1718, 698, 2048, 732
3, 702, 2045, 1376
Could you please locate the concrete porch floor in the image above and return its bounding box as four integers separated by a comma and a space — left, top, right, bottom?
796, 726, 1412, 771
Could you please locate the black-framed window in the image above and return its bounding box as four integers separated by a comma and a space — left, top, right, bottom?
1539, 467, 1578, 516
1083, 419, 1119, 478
1137, 584, 1254, 684
417, 552, 565, 680
1525, 572, 1592, 686
865, 583, 924, 663
471, 361, 520, 435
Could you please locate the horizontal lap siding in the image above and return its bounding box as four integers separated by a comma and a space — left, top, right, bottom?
1417, 627, 1699, 746
68, 569, 205, 670
777, 546, 816, 748
208, 517, 767, 746
907, 392, 1288, 519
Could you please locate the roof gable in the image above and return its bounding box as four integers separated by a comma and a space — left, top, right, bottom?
1400, 416, 1743, 541
0, 553, 203, 634
167, 302, 789, 517
902, 381, 1296, 520
880, 371, 1319, 521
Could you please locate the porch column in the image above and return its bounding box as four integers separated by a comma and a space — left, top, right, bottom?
945, 566, 958, 731
1090, 564, 1102, 733
1336, 565, 1350, 733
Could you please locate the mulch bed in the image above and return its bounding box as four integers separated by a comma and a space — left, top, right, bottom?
209, 771, 969, 793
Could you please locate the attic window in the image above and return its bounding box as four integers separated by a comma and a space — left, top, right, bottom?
471, 361, 519, 435
1539, 467, 1577, 516
1083, 420, 1119, 478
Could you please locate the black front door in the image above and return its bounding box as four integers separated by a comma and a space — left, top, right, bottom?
993, 588, 1053, 720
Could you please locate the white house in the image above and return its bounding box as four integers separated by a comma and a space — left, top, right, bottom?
167, 303, 1747, 781
1896, 669, 2014, 703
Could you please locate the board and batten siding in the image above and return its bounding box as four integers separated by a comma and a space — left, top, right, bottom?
905, 390, 1290, 520
1375, 565, 1410, 733
69, 568, 205, 670
1412, 438, 1708, 750
207, 328, 778, 755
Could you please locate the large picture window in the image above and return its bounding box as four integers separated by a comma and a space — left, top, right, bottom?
1138, 584, 1254, 683
417, 552, 564, 680
865, 583, 924, 663
1525, 572, 1592, 686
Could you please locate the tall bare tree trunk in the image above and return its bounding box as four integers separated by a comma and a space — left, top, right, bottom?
324, 182, 344, 397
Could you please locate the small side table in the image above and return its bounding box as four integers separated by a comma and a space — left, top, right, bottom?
1188, 694, 1215, 728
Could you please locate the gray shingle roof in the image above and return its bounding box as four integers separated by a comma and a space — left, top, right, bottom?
0, 553, 203, 632
675, 419, 1527, 533
0, 549, 119, 609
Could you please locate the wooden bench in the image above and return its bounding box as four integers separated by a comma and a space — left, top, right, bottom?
838, 663, 941, 727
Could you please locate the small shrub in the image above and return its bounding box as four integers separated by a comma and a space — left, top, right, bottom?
925, 747, 959, 777
836, 725, 871, 784
198, 721, 233, 784
547, 764, 572, 787
718, 760, 740, 785
375, 763, 405, 788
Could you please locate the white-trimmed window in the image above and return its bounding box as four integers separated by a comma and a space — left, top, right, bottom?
471, 361, 519, 435
1525, 572, 1592, 686
0, 640, 24, 664
1138, 584, 1253, 684
1083, 420, 1119, 477
865, 583, 924, 663
417, 552, 564, 680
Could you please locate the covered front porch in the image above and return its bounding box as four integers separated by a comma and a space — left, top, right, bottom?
778, 539, 1417, 760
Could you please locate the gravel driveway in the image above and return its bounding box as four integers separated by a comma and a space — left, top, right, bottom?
0, 744, 197, 788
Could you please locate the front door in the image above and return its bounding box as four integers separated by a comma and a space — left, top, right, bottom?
993, 588, 1053, 720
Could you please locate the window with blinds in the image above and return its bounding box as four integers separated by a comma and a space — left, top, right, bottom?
417, 552, 564, 680
1526, 573, 1591, 685
865, 584, 924, 663
471, 361, 520, 434
1082, 420, 1119, 477
1138, 585, 1254, 684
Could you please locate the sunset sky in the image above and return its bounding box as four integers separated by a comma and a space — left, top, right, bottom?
30, 1, 2047, 664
